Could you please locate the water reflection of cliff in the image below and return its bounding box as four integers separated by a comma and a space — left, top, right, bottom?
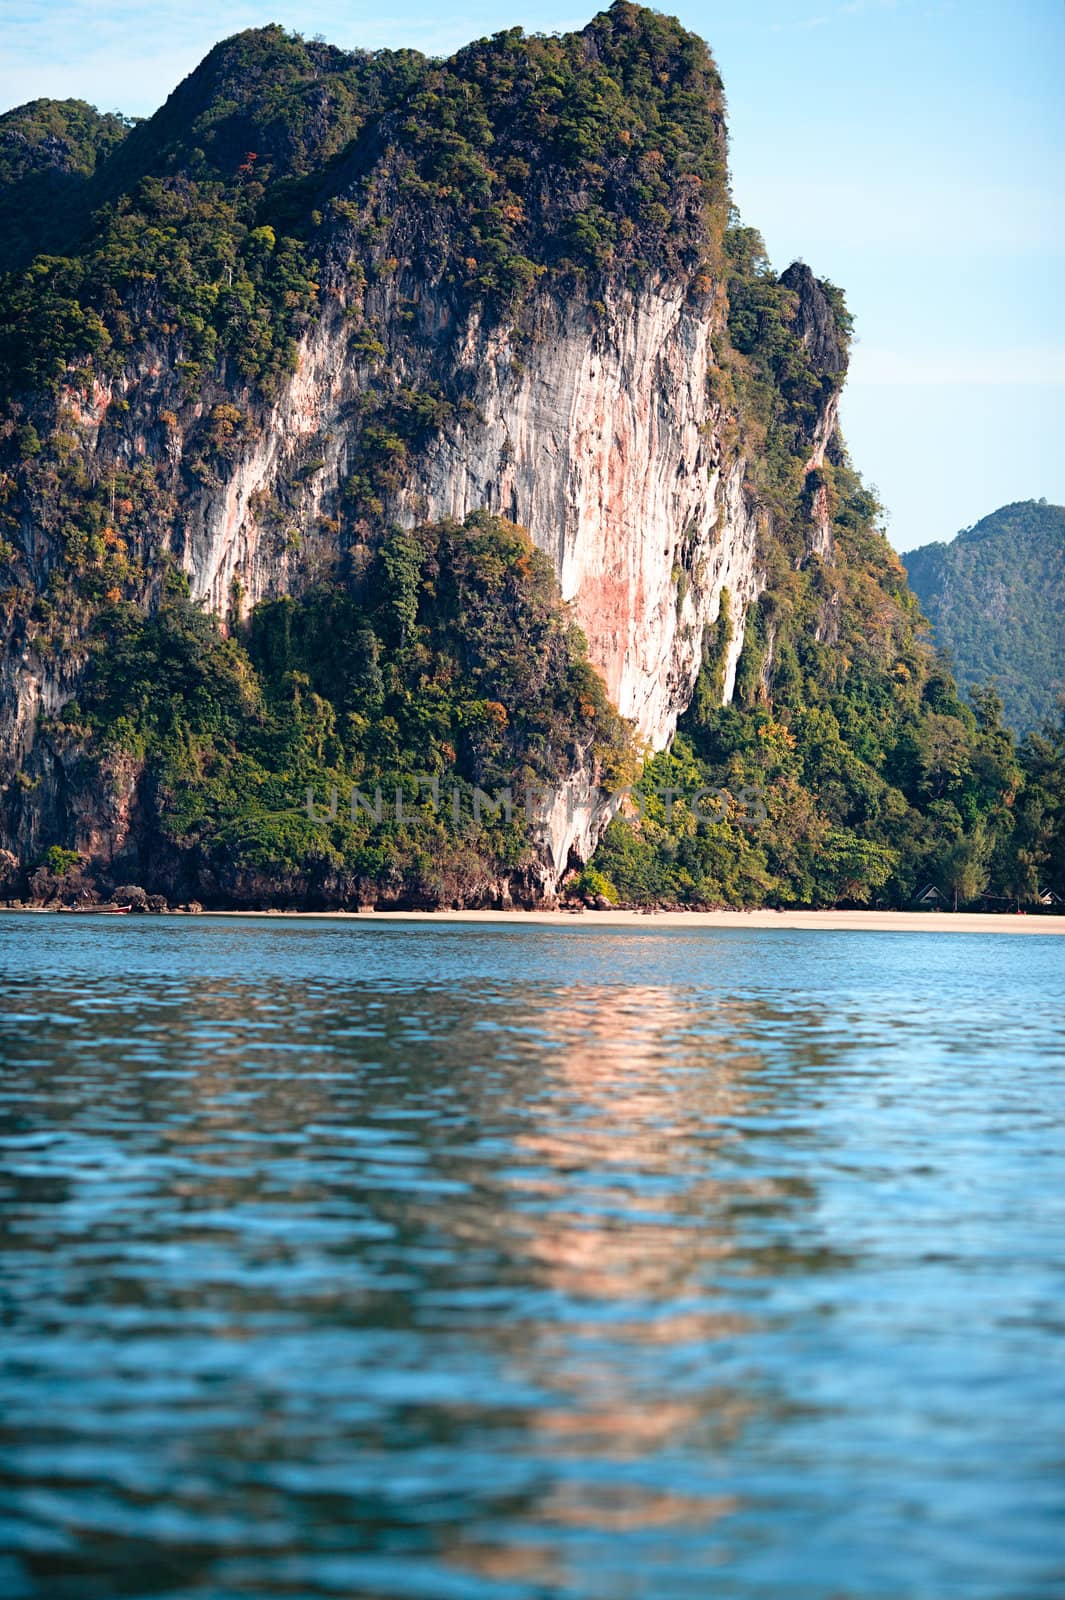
505, 985, 756, 1295
434, 984, 779, 1584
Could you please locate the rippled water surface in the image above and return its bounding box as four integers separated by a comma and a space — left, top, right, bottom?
1, 915, 1064, 1599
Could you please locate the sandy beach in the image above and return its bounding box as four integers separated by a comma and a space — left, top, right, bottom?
184, 907, 1065, 934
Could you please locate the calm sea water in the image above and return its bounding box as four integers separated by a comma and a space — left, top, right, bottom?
0, 916, 1063, 1600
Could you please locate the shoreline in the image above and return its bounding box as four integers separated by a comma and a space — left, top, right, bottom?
207, 908, 1065, 933
5, 907, 1062, 934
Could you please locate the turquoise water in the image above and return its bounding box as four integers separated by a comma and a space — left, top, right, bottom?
0, 916, 1063, 1599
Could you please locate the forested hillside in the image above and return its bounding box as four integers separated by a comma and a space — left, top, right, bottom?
904, 501, 1064, 737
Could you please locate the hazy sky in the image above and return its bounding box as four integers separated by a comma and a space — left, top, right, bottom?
2, 0, 1062, 551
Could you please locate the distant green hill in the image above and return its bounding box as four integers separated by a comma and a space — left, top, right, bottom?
903, 501, 1065, 735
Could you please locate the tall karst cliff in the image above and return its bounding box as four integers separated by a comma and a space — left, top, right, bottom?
0, 6, 898, 906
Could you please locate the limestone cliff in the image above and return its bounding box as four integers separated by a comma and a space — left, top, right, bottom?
0, 5, 849, 902
156, 274, 770, 749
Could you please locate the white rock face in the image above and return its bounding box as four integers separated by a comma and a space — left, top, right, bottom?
178, 276, 764, 756
388, 280, 762, 751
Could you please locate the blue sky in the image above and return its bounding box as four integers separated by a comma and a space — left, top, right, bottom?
1, 0, 1062, 551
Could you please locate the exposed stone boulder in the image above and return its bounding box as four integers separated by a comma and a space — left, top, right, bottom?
113, 884, 149, 910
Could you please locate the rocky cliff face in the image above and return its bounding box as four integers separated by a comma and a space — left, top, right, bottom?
2, 263, 842, 874
0, 6, 849, 899
165, 273, 769, 750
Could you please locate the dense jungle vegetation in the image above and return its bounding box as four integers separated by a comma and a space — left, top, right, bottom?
29, 514, 631, 906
